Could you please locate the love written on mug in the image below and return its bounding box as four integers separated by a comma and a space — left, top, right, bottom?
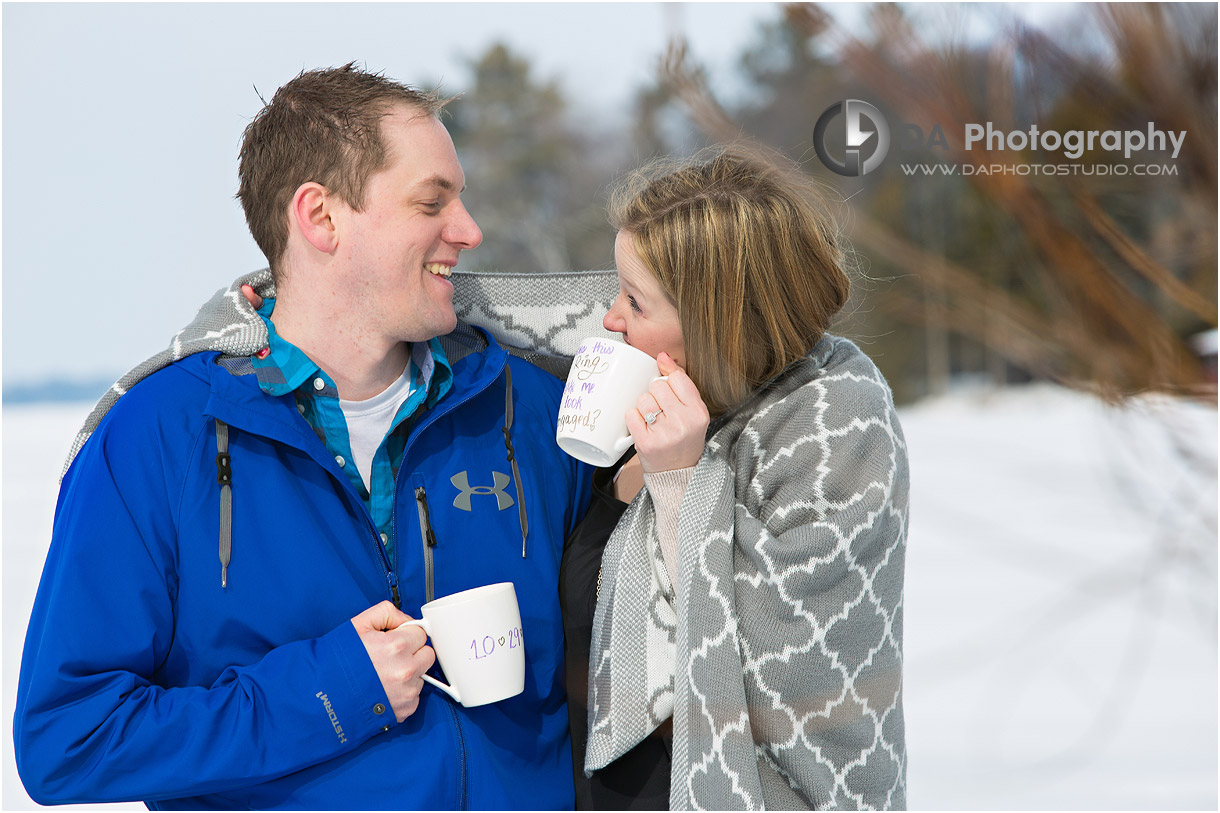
401, 582, 525, 708
556, 337, 664, 467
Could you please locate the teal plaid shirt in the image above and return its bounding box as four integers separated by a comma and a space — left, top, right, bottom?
250, 299, 453, 565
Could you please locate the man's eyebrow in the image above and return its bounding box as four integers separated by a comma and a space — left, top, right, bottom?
415, 175, 464, 193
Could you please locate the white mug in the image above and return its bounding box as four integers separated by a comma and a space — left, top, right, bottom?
556, 337, 664, 467
401, 582, 525, 708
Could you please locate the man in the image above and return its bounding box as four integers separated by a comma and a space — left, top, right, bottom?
14, 64, 592, 809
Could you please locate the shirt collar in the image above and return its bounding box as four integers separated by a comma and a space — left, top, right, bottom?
250, 298, 452, 404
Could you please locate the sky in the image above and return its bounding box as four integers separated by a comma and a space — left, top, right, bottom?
1, 1, 1089, 388
2, 1, 788, 387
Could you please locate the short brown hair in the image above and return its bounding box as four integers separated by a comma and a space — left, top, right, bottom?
237, 63, 450, 281
608, 147, 850, 416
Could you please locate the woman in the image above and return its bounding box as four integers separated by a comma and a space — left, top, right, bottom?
561, 147, 909, 810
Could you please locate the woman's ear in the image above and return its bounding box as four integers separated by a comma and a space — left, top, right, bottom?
291, 182, 338, 254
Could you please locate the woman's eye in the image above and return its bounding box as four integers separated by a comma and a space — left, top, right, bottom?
628, 295, 641, 313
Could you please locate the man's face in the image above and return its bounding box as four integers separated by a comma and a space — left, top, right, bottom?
333, 107, 482, 344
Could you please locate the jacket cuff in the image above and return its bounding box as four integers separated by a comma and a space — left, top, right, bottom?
317, 621, 398, 740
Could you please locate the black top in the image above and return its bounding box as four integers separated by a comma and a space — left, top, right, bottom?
560, 452, 672, 810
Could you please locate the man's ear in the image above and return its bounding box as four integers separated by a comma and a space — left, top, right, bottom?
291, 182, 338, 254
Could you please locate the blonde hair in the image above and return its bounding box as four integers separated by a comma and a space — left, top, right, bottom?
608, 146, 850, 416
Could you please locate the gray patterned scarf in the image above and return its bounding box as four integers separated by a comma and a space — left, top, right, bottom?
586, 335, 909, 810
62, 268, 618, 477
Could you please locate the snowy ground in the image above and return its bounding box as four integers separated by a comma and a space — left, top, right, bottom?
3, 386, 1216, 810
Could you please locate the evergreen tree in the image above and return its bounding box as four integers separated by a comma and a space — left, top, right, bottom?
448, 42, 618, 274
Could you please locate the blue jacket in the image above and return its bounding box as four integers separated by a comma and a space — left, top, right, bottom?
14, 333, 593, 809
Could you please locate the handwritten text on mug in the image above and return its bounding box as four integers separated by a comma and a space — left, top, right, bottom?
469, 626, 524, 660
557, 409, 603, 433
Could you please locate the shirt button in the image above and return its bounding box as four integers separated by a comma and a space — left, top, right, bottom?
335, 455, 346, 468
313, 377, 325, 391
380, 533, 388, 544
373, 703, 386, 715
297, 403, 306, 414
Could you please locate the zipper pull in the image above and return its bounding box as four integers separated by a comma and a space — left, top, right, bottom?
386, 569, 401, 609
415, 487, 438, 547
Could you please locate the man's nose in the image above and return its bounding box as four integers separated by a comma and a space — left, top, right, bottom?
445, 202, 482, 249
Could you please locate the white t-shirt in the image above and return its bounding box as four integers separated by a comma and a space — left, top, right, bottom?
339, 364, 415, 493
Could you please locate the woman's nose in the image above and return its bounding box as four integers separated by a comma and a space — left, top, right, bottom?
603, 298, 626, 334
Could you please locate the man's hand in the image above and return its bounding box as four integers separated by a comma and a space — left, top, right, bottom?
351, 602, 436, 723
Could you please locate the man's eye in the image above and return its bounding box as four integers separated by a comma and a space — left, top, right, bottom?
420, 201, 441, 212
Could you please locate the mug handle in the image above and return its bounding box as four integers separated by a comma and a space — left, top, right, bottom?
399, 618, 463, 704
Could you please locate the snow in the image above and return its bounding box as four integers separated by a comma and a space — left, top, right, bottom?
3, 385, 1216, 810
900, 386, 1217, 809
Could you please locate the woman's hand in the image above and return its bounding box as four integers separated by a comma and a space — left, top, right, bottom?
240, 284, 264, 310
626, 352, 710, 474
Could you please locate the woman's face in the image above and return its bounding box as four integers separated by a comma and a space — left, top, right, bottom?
603, 231, 686, 365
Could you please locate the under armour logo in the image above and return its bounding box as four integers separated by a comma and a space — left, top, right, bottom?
450, 471, 515, 512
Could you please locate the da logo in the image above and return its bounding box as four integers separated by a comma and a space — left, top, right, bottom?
813, 99, 891, 177
450, 471, 515, 511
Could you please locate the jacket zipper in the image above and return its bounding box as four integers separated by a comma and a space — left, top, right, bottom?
363, 521, 398, 609
414, 486, 438, 604
446, 702, 469, 809
358, 485, 397, 609
385, 560, 401, 608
